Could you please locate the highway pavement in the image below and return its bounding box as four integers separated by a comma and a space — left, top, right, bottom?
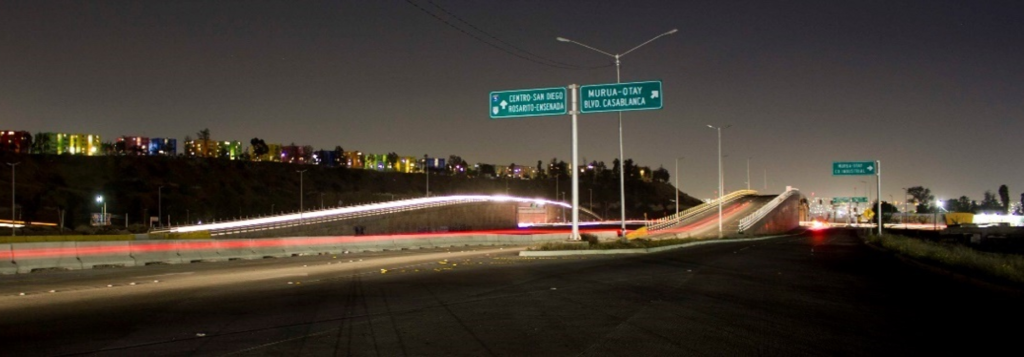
2, 229, 1021, 356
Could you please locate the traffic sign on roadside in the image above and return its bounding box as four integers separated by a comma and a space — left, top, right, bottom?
489, 87, 567, 119
832, 161, 876, 176
834, 196, 869, 204
852, 196, 868, 203
579, 80, 662, 114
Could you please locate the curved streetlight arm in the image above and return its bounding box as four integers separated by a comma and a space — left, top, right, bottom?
620, 29, 678, 58
556, 37, 616, 58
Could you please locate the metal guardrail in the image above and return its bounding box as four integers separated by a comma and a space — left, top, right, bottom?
646, 190, 758, 232
737, 188, 798, 233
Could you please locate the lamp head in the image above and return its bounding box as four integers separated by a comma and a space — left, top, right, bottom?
556, 37, 570, 42
667, 29, 679, 35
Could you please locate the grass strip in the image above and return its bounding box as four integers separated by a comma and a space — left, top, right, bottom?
866, 233, 1024, 285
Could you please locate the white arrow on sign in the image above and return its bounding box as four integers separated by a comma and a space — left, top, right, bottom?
500, 100, 508, 109
867, 165, 874, 172
651, 90, 659, 99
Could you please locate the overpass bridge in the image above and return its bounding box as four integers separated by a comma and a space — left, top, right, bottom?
150, 188, 800, 241
150, 195, 604, 238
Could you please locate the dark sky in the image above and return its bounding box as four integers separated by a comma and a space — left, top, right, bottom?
2, 0, 1022, 203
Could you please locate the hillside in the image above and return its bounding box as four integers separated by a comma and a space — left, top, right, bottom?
0, 152, 703, 233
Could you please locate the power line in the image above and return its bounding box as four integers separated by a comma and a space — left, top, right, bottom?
404, 0, 612, 70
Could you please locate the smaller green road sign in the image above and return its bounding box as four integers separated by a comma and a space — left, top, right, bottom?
832, 197, 869, 204
832, 161, 876, 176
852, 197, 869, 203
580, 80, 662, 114
490, 87, 567, 119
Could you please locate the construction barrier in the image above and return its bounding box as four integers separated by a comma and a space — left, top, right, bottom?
76, 241, 136, 269
11, 242, 83, 273
1, 244, 16, 275
130, 240, 184, 265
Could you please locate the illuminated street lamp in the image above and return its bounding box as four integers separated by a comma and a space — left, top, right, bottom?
96, 195, 106, 226
557, 28, 678, 236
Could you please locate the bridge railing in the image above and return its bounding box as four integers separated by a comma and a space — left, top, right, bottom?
646, 190, 758, 232
206, 197, 488, 236
737, 188, 798, 233
150, 195, 586, 237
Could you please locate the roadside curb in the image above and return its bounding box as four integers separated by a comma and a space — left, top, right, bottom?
519, 233, 798, 257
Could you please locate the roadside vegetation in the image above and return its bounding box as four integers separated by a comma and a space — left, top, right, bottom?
865, 234, 1024, 286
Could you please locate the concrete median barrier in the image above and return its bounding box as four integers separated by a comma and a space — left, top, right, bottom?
76, 241, 136, 269
176, 240, 221, 263
250, 238, 289, 258
11, 242, 83, 273
130, 240, 183, 265
1, 244, 16, 274
215, 239, 256, 260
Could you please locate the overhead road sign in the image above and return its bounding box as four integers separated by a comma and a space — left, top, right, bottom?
832, 161, 876, 176
489, 87, 567, 119
579, 80, 662, 114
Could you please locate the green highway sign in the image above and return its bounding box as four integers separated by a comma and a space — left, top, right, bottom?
852, 196, 869, 203
832, 197, 850, 204
580, 80, 663, 114
490, 87, 567, 119
832, 161, 876, 176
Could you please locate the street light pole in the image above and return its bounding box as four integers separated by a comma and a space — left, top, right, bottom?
746, 157, 750, 191
297, 169, 307, 221
424, 154, 429, 197
558, 28, 678, 237
708, 125, 730, 238
158, 185, 164, 228
7, 162, 19, 236
674, 157, 684, 216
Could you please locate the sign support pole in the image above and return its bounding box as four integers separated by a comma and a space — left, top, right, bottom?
876, 160, 882, 236
570, 84, 580, 240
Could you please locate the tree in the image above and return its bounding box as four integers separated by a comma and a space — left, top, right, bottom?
250, 138, 269, 159
652, 166, 669, 183
950, 196, 977, 213
334, 146, 345, 167
197, 128, 211, 141
979, 190, 1001, 214
998, 185, 1010, 213
906, 186, 934, 213
386, 152, 399, 171
623, 159, 637, 180
535, 160, 546, 179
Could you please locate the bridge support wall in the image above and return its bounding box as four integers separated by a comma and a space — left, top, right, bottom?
742, 194, 802, 236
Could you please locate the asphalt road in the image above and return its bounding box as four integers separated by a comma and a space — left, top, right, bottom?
2, 229, 1021, 356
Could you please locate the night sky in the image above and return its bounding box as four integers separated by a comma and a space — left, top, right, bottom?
2, 0, 1022, 203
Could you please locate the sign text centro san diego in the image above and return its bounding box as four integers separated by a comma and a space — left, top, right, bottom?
489, 80, 663, 119
489, 87, 567, 119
